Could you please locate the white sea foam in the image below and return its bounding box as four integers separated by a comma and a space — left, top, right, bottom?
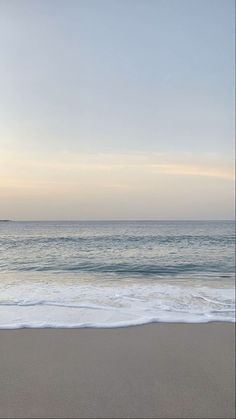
0, 272, 234, 328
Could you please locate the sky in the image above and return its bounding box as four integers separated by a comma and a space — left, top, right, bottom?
0, 0, 234, 220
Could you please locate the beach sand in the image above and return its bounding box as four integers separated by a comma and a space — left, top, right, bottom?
0, 323, 235, 418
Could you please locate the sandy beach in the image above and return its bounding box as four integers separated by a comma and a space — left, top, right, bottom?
0, 322, 234, 418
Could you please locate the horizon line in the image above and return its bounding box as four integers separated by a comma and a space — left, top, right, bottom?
2, 219, 235, 223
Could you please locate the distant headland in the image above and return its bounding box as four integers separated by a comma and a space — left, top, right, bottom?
0, 220, 12, 222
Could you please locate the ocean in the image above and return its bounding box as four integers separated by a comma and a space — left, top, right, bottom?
0, 220, 235, 328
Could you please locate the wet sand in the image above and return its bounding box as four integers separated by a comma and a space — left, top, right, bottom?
0, 323, 235, 418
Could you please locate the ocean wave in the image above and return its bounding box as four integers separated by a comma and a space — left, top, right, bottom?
12, 262, 234, 275
0, 284, 234, 328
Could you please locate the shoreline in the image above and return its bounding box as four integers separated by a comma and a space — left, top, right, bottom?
0, 319, 235, 330
0, 322, 235, 418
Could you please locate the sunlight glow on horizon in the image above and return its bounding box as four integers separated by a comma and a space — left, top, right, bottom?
0, 151, 234, 221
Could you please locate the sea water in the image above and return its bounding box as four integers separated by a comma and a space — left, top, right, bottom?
0, 220, 235, 328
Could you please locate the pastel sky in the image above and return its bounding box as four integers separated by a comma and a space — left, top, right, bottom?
0, 0, 234, 220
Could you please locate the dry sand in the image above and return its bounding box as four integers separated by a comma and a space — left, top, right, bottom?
0, 323, 235, 418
